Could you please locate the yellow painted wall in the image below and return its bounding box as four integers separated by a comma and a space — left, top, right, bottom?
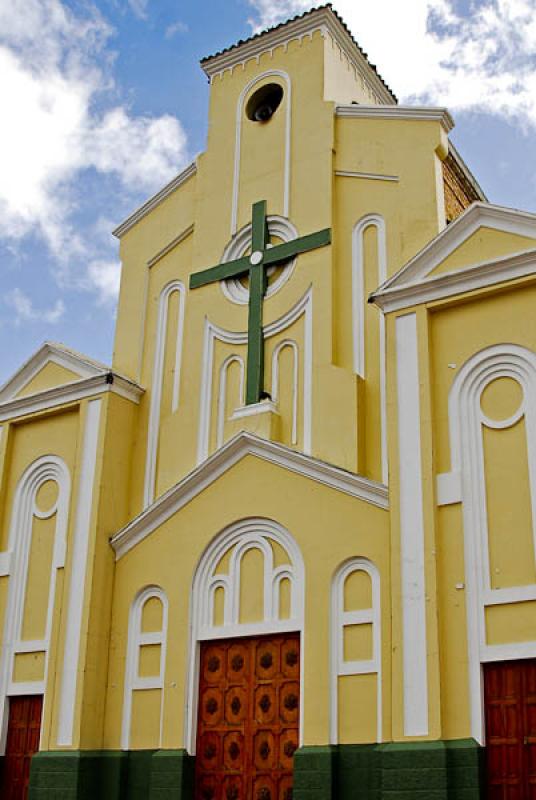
17, 363, 82, 397
430, 227, 536, 276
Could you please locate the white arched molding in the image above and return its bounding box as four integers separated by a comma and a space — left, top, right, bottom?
197, 288, 312, 463
441, 344, 536, 743
330, 558, 382, 745
144, 280, 186, 508
0, 456, 71, 753
121, 585, 169, 750
186, 518, 305, 753
352, 215, 388, 484
272, 339, 299, 445
232, 71, 291, 234
217, 355, 245, 448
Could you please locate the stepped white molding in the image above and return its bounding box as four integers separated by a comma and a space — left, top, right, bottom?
112, 162, 196, 238
111, 431, 389, 561
0, 455, 71, 754
147, 224, 194, 269
185, 517, 305, 753
335, 170, 399, 182
443, 344, 536, 743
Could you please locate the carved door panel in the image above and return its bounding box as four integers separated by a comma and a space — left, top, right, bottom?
196, 633, 300, 800
484, 660, 536, 799
0, 695, 43, 800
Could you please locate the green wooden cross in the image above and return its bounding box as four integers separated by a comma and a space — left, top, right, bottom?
190, 201, 331, 405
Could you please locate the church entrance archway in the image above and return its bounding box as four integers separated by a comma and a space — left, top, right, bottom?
195, 632, 299, 800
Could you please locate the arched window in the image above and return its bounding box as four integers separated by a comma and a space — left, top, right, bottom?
144, 280, 186, 508
121, 586, 168, 750
352, 215, 388, 483
331, 558, 381, 744
272, 339, 299, 445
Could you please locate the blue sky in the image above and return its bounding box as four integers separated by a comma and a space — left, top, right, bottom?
1, 0, 535, 384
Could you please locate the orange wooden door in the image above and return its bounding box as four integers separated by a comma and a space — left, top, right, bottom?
1, 695, 43, 800
195, 633, 300, 800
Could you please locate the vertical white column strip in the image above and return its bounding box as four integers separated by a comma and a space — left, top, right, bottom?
56, 398, 102, 746
396, 313, 429, 737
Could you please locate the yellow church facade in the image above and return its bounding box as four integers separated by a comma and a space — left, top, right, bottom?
1, 5, 535, 798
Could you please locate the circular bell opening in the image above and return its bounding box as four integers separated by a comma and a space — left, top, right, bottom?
246, 83, 284, 123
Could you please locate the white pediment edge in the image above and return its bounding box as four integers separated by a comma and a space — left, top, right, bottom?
0, 341, 110, 404
111, 431, 389, 561
372, 202, 536, 300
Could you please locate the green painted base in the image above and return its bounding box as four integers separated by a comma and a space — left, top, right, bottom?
28, 741, 482, 800
293, 740, 483, 800
29, 749, 194, 800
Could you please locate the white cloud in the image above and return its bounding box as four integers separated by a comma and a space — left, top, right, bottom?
6, 288, 65, 325
87, 260, 122, 305
0, 0, 189, 298
127, 0, 149, 20
165, 20, 189, 39
247, 0, 536, 128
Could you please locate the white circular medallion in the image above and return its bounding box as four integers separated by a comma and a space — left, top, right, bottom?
220, 216, 299, 305
250, 250, 263, 266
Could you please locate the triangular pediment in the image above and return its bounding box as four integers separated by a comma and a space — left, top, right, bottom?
371, 203, 536, 312
0, 341, 110, 404
111, 432, 388, 560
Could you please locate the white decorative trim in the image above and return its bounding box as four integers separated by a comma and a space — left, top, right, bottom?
147, 224, 194, 269
7, 681, 45, 697
0, 455, 71, 754
121, 586, 168, 750
143, 281, 186, 508
272, 340, 299, 445
217, 356, 245, 448
185, 518, 305, 754
395, 313, 429, 737
445, 344, 536, 743
371, 203, 536, 311
201, 7, 395, 104
112, 162, 197, 238
373, 247, 536, 314
353, 215, 388, 484
231, 399, 276, 420
0, 373, 143, 424
335, 171, 399, 182
436, 470, 462, 506
111, 431, 389, 561
221, 216, 298, 304
197, 289, 313, 463
0, 552, 11, 577
57, 399, 102, 746
232, 72, 291, 235
0, 341, 110, 404
330, 558, 382, 744
336, 104, 454, 132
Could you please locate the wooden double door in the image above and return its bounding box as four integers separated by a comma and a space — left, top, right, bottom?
485, 660, 536, 798
0, 695, 43, 800
195, 633, 300, 800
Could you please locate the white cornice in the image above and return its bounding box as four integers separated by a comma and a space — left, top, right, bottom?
373, 202, 536, 301
201, 8, 395, 104
336, 104, 454, 133
0, 341, 110, 404
112, 162, 197, 239
0, 372, 143, 423
371, 247, 536, 313
111, 431, 389, 560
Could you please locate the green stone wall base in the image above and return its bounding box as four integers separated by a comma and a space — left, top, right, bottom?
29, 749, 194, 800
294, 740, 483, 800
